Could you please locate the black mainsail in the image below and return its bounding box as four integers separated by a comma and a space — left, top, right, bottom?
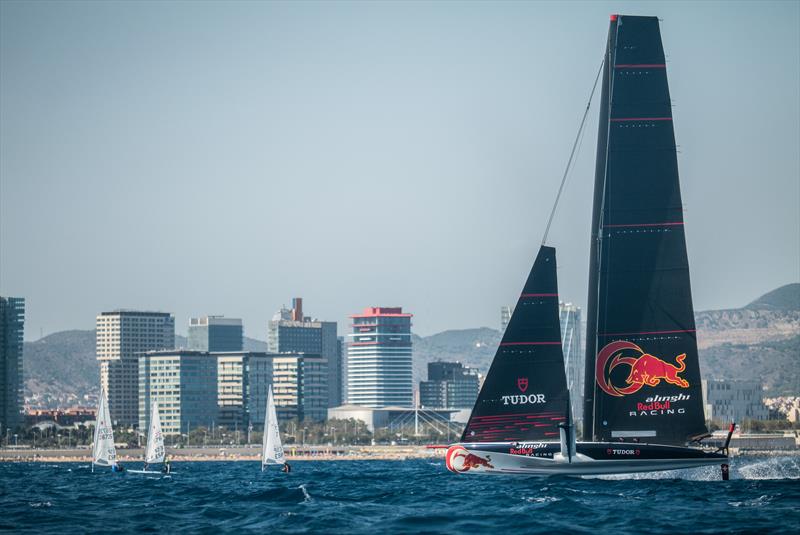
583, 15, 707, 445
462, 246, 569, 443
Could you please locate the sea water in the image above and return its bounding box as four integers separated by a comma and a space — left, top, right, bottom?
1, 456, 798, 533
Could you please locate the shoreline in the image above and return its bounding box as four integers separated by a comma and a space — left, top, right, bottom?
1, 446, 798, 463
0, 445, 444, 463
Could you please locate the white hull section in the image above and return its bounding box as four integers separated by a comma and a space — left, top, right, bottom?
446, 444, 726, 476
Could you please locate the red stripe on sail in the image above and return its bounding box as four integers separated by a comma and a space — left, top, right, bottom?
610, 117, 672, 122
604, 222, 683, 228
500, 342, 561, 346
599, 328, 696, 337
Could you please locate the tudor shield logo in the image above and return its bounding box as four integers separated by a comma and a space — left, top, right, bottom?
517, 377, 528, 393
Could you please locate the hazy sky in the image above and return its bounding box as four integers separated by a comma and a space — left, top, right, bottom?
1, 1, 798, 341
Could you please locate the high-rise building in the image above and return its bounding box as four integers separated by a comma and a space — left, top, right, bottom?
216, 351, 274, 430
272, 353, 328, 422
347, 307, 413, 408
1, 297, 24, 431
337, 336, 347, 403
560, 302, 583, 423
139, 350, 218, 435
500, 306, 512, 333
188, 316, 243, 352
419, 361, 479, 409
97, 310, 174, 426
267, 298, 340, 407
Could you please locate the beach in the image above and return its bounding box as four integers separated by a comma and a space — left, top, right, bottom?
0, 444, 445, 463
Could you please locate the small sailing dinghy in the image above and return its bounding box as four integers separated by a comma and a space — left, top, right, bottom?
445, 14, 733, 478
92, 389, 118, 472
262, 385, 286, 472
130, 401, 170, 475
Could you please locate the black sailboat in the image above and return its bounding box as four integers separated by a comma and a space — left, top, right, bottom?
445, 14, 731, 476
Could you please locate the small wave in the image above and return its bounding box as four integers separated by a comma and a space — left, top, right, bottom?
523, 496, 560, 505
298, 484, 312, 503
29, 502, 52, 508
728, 494, 773, 508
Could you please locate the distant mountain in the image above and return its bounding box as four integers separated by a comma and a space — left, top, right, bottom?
23, 284, 800, 407
412, 284, 800, 396
412, 328, 501, 385
24, 330, 97, 407
24, 332, 269, 408
746, 283, 800, 311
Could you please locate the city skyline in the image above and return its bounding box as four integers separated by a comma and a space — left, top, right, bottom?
2, 1, 798, 340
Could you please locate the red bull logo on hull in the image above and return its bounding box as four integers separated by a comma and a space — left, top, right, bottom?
445, 445, 494, 473
596, 340, 690, 397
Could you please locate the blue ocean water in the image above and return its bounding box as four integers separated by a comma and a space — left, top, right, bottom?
1, 457, 799, 534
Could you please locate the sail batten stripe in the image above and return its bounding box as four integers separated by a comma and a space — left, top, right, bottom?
615, 64, 666, 68
520, 293, 558, 297
599, 328, 696, 337
610, 117, 672, 122
604, 221, 683, 228
499, 342, 562, 346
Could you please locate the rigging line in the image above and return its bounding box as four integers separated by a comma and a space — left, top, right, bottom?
541, 57, 605, 246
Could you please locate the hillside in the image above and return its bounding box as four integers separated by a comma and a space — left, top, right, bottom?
24, 332, 268, 407
746, 283, 800, 311
23, 284, 800, 407
24, 330, 97, 407
413, 284, 800, 396
412, 328, 501, 385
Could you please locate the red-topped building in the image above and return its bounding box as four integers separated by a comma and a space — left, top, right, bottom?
347, 307, 413, 408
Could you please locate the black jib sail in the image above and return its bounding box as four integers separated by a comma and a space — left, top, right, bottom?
462, 246, 570, 443
583, 15, 708, 446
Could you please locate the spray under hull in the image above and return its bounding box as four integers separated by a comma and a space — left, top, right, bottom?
446, 442, 727, 476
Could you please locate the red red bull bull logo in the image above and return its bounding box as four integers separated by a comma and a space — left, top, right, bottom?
596, 340, 690, 397
445, 445, 494, 473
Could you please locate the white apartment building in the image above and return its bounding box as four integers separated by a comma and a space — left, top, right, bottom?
347, 307, 413, 408
97, 310, 174, 426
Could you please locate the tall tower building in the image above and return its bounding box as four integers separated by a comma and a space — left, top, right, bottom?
500, 306, 512, 333
347, 307, 413, 408
188, 316, 243, 352
267, 298, 340, 407
97, 310, 174, 426
560, 302, 583, 424
0, 297, 25, 431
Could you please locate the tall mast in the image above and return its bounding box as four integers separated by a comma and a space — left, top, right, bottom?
583, 15, 618, 441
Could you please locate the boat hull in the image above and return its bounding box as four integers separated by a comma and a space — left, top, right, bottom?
446, 442, 727, 476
